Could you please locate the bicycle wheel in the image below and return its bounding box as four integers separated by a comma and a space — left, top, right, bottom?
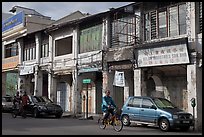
21, 110, 27, 118
11, 110, 17, 118
98, 118, 106, 129
113, 118, 123, 132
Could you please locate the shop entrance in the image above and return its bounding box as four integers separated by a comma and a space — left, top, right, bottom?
147, 75, 164, 98
57, 82, 68, 112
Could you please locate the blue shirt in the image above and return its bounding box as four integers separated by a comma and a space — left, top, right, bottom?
101, 95, 116, 112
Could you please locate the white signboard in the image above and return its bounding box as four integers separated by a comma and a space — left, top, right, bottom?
137, 43, 190, 67
20, 65, 34, 75
113, 71, 125, 87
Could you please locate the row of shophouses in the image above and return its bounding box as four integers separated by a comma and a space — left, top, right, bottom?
2, 2, 202, 130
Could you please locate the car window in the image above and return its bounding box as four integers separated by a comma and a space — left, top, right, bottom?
2, 97, 12, 102
132, 98, 142, 107
31, 96, 42, 103
153, 98, 175, 109
2, 98, 6, 102
142, 98, 154, 109
41, 96, 53, 103
127, 98, 134, 107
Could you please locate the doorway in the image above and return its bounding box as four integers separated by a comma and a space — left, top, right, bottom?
57, 82, 68, 112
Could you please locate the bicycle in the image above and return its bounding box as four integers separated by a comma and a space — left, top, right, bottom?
11, 103, 26, 118
98, 108, 123, 132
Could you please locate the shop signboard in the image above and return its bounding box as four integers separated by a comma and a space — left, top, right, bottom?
78, 67, 99, 73
137, 43, 190, 67
19, 65, 34, 75
113, 71, 125, 87
2, 11, 25, 33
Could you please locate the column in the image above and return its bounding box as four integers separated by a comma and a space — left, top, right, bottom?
17, 38, 24, 95
134, 68, 142, 96
34, 32, 41, 96
34, 66, 38, 96
18, 76, 25, 96
72, 27, 79, 114
102, 71, 108, 96
187, 52, 202, 131
48, 73, 52, 99
48, 34, 54, 101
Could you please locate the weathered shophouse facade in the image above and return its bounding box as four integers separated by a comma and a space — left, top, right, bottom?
133, 2, 202, 130
2, 6, 53, 96
102, 3, 141, 109
45, 11, 87, 112
46, 11, 111, 114
77, 14, 104, 114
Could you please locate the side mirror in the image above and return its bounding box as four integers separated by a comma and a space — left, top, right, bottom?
190, 98, 196, 107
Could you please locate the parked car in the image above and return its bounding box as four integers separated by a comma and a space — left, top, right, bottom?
121, 96, 194, 131
25, 95, 63, 118
2, 95, 13, 112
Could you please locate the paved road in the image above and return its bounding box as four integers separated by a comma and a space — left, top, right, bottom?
2, 113, 202, 135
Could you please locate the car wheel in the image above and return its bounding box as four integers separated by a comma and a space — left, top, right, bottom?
122, 115, 130, 126
180, 126, 190, 131
159, 118, 170, 131
141, 124, 148, 127
55, 113, 62, 118
33, 108, 39, 118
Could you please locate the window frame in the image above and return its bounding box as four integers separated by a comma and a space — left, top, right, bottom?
143, 2, 187, 41
23, 44, 36, 61
142, 98, 154, 109
55, 36, 73, 56
4, 42, 18, 58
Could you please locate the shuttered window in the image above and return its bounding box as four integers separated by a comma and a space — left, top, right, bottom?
150, 11, 157, 39
178, 4, 187, 35
144, 13, 150, 41
23, 37, 36, 61
199, 2, 202, 33
159, 10, 167, 38
144, 3, 187, 41
169, 6, 178, 37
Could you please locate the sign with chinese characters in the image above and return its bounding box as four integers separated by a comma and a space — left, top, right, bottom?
137, 43, 190, 67
113, 71, 125, 87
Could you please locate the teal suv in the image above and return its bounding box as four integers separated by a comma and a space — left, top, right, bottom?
121, 96, 194, 131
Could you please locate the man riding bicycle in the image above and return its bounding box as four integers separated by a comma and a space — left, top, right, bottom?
101, 90, 116, 121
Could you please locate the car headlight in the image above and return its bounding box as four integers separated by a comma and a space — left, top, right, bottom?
189, 115, 193, 119
38, 106, 47, 110
2, 103, 6, 106
173, 114, 178, 119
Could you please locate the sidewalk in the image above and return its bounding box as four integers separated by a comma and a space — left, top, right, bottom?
62, 112, 101, 120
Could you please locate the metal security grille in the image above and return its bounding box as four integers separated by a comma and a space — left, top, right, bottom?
111, 13, 140, 48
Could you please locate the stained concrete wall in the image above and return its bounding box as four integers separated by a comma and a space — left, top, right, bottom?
162, 76, 187, 110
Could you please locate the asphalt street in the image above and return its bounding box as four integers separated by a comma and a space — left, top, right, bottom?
2, 113, 202, 135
